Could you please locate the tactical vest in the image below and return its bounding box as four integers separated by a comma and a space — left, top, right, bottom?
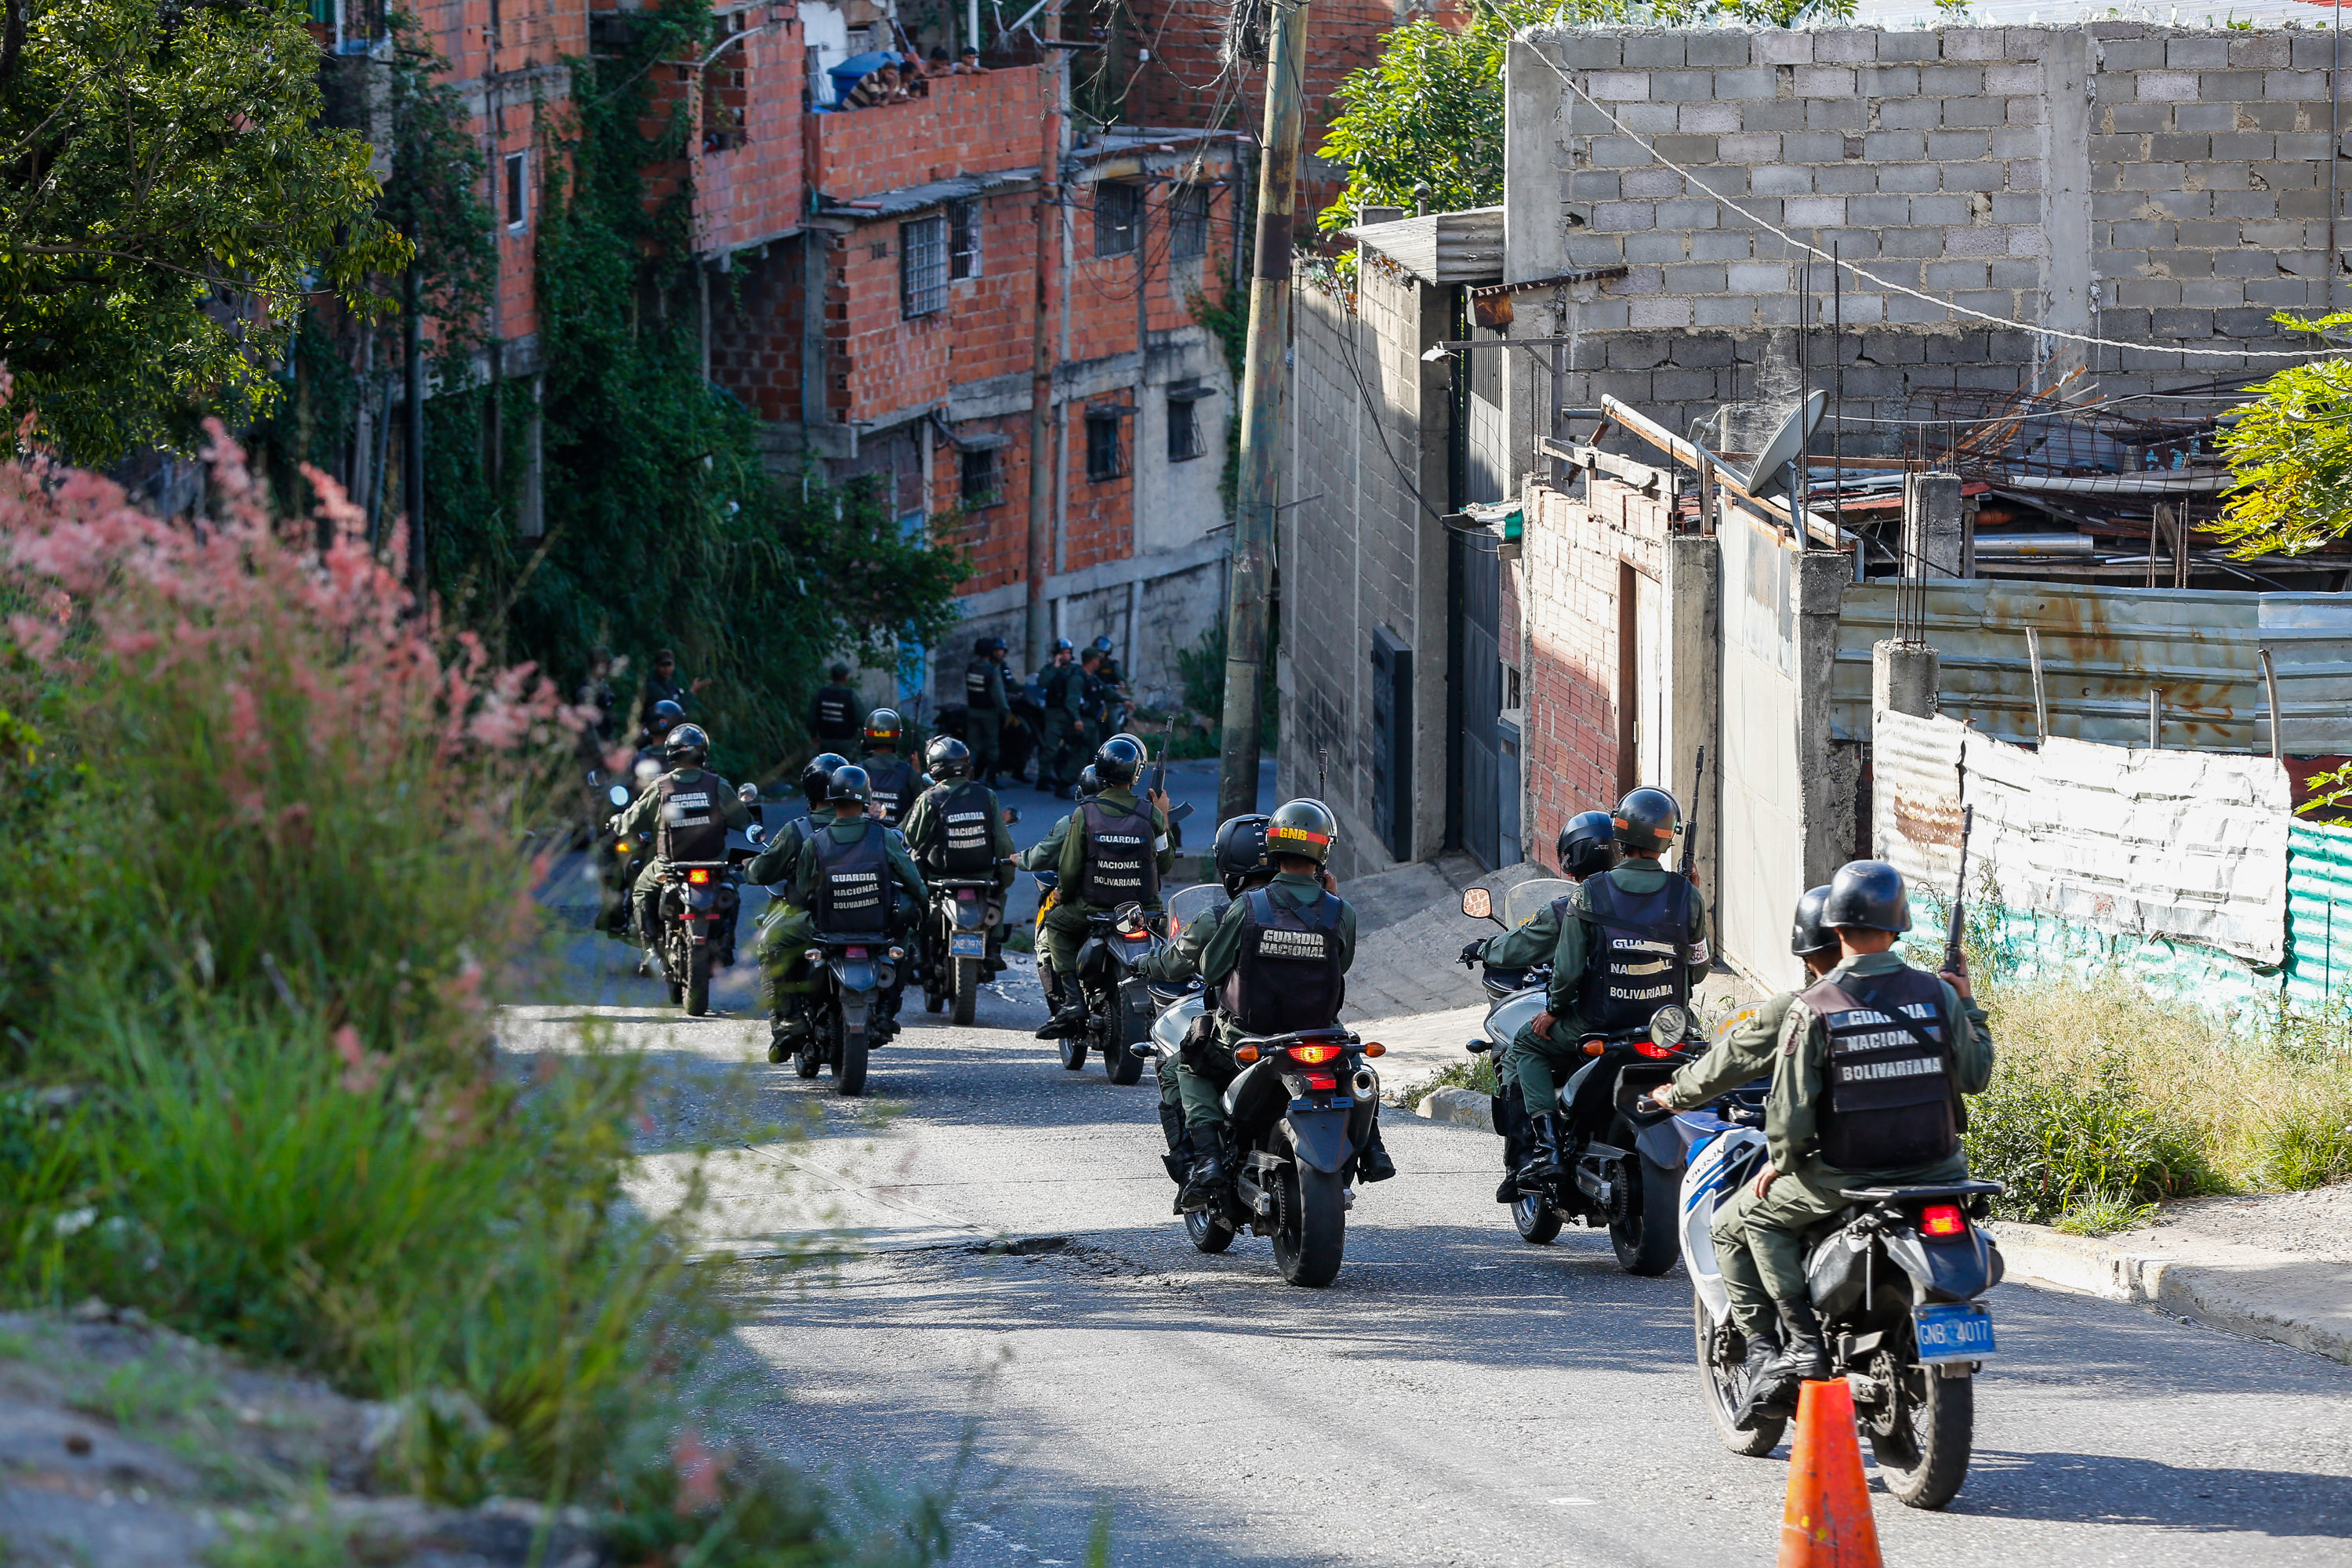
964, 659, 1000, 710
813, 821, 891, 934
866, 756, 915, 824
1076, 797, 1158, 906
654, 770, 730, 863
811, 687, 855, 737
1218, 887, 1346, 1034
930, 780, 997, 875
1570, 873, 1694, 1034
1799, 966, 1964, 1171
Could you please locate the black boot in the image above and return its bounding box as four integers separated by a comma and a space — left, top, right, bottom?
1358, 1115, 1397, 1182
1178, 1131, 1229, 1210
1731, 1319, 1790, 1427
1495, 1173, 1522, 1203
1158, 1105, 1194, 1181
1751, 1296, 1831, 1413
766, 1010, 807, 1063
1515, 1112, 1565, 1192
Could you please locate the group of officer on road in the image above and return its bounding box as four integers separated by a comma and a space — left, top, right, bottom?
956, 633, 1133, 798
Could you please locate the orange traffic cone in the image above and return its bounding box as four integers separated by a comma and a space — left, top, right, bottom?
1777, 1377, 1882, 1568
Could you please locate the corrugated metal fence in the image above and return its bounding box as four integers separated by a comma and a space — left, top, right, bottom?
1836, 582, 2352, 753
2285, 821, 2352, 1012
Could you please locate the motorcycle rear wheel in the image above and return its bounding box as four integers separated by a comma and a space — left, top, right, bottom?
685, 946, 711, 1017
1610, 1149, 1682, 1276
1272, 1160, 1347, 1287
1512, 1192, 1563, 1244
834, 1024, 869, 1097
1693, 1292, 1785, 1457
1058, 1031, 1088, 1070
1871, 1347, 1974, 1509
1185, 1207, 1236, 1254
1102, 998, 1148, 1086
950, 956, 978, 1026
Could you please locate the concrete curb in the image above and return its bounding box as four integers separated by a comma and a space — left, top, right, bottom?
1414, 1085, 1494, 1131
1989, 1220, 2352, 1367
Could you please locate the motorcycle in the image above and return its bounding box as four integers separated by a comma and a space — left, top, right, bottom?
1461, 879, 1703, 1275
1676, 1063, 2005, 1509
650, 782, 764, 1017
922, 877, 1003, 1026
933, 690, 1047, 782
794, 927, 904, 1098
1059, 899, 1163, 1084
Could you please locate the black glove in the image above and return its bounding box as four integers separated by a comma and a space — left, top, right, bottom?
1459, 938, 1488, 969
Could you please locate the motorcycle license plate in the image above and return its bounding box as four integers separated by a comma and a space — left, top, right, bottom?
1913, 1302, 1997, 1364
948, 932, 986, 958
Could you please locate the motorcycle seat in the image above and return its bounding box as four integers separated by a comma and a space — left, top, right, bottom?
1838, 1180, 2007, 1204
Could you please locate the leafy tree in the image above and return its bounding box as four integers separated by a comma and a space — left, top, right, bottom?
2213, 311, 2352, 558
0, 0, 408, 462
1316, 0, 1849, 238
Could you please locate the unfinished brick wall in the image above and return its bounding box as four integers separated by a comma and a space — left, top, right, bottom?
691, 23, 807, 252
804, 69, 1047, 198
1518, 479, 1669, 873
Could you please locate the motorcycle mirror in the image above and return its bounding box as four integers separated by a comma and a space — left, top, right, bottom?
1649, 1004, 1691, 1051
738, 782, 760, 804
608, 784, 631, 808
1461, 887, 1494, 921
1003, 807, 1021, 824
746, 823, 766, 844
1128, 1041, 1160, 1059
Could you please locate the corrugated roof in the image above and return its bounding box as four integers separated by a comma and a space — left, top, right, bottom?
821, 165, 1039, 219
1835, 580, 2352, 753
1341, 207, 1505, 285
2285, 821, 2352, 1011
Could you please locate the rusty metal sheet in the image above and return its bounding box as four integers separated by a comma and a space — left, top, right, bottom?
1835, 581, 2352, 753
1873, 712, 2289, 964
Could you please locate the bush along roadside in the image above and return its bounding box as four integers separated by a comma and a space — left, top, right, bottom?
0, 432, 956, 1566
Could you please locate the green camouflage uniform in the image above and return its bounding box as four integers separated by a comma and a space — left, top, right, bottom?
964, 657, 1009, 781
1038, 786, 1174, 975
1134, 902, 1227, 1139
1656, 990, 1799, 1337
760, 814, 929, 961
612, 767, 754, 946
1037, 659, 1088, 789
744, 814, 816, 1001
1176, 873, 1357, 1134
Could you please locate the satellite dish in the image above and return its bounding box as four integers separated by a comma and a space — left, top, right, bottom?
1746, 390, 1827, 502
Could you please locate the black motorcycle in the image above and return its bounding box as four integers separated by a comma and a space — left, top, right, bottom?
1462, 881, 1701, 1275
648, 783, 763, 1017
933, 692, 1047, 782
921, 877, 1003, 1026
1137, 1023, 1382, 1288
793, 931, 902, 1096
1058, 901, 1162, 1084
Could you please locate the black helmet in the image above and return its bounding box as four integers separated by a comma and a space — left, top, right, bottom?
863, 707, 903, 749
1213, 813, 1272, 895
1823, 859, 1911, 934
1612, 786, 1681, 854
973, 634, 997, 655
927, 735, 971, 778
1555, 809, 1621, 879
1075, 764, 1103, 799
1052, 637, 1073, 655
1091, 636, 1114, 655
826, 764, 873, 805
1791, 884, 1839, 957
1265, 797, 1336, 867
799, 751, 848, 809
667, 723, 710, 766
1094, 735, 1144, 788
648, 698, 684, 737
827, 662, 851, 682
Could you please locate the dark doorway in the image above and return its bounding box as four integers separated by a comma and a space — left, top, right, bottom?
1450, 531, 1502, 869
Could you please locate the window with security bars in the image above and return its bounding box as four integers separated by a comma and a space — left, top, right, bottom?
1085, 411, 1126, 481
949, 199, 980, 280
960, 446, 1001, 507
1169, 184, 1208, 261
1167, 396, 1203, 462
901, 216, 948, 317
1094, 182, 1140, 257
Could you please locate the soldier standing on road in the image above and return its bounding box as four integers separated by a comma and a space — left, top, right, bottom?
1718, 860, 1994, 1416
1036, 640, 1087, 797
1034, 737, 1172, 1039
1510, 788, 1711, 1193
962, 637, 1011, 787
1646, 885, 1842, 1407
808, 662, 861, 748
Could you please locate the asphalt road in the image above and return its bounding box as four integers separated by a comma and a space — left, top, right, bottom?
503, 953, 2352, 1568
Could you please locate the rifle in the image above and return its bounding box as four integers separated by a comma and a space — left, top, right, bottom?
1316, 744, 1329, 800
1149, 714, 1192, 829
1682, 745, 1706, 883
1945, 802, 1974, 976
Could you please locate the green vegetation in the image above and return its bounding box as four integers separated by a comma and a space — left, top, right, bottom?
1388, 1056, 1499, 1109
0, 443, 949, 1564
2215, 311, 2352, 559
0, 0, 406, 463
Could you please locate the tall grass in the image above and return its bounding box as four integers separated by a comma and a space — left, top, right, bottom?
0, 426, 949, 1563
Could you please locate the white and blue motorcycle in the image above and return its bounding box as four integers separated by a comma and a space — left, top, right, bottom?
1673, 1008, 2006, 1510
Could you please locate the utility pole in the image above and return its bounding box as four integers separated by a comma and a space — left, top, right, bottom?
1215, 0, 1308, 825
1024, 5, 1066, 670
402, 256, 426, 597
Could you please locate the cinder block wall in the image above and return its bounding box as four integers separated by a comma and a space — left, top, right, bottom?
1512, 22, 2339, 446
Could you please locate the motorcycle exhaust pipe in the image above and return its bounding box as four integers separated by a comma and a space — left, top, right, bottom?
1351, 1067, 1377, 1099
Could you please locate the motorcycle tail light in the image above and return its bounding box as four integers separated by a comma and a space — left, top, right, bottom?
845, 946, 868, 959
1921, 1203, 1968, 1238
1301, 1072, 1339, 1091
1633, 1040, 1676, 1059
688, 868, 713, 885
1289, 1044, 1341, 1065
1233, 1044, 1260, 1065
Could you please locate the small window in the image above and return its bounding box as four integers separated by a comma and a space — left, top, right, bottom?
902, 215, 948, 317
949, 198, 981, 280
1094, 182, 1140, 258
503, 151, 528, 230
1167, 394, 1202, 462
1169, 183, 1208, 261
1085, 410, 1126, 482
960, 445, 1002, 507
